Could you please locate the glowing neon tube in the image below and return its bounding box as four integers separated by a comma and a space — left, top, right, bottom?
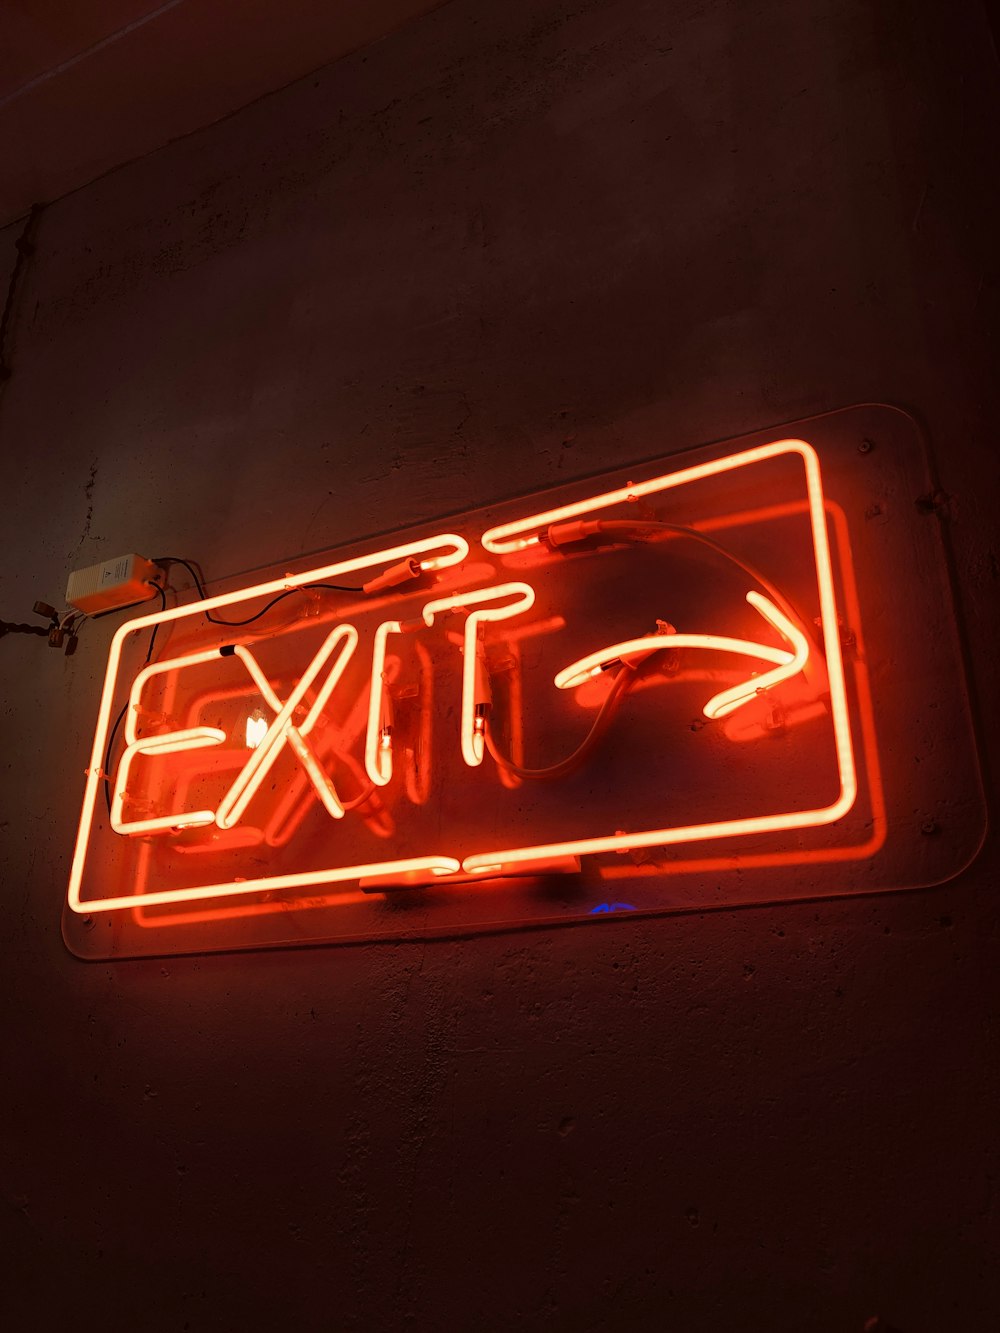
459, 785, 858, 877
111, 726, 226, 835
124, 648, 226, 745
555, 628, 794, 689
231, 646, 284, 713
71, 855, 462, 915
553, 592, 809, 721
235, 642, 352, 815
421, 582, 535, 767
285, 726, 345, 820
364, 621, 402, 786
702, 593, 809, 719
215, 624, 358, 830
482, 439, 817, 554
110, 648, 232, 835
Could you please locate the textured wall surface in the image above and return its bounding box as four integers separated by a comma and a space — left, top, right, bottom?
0, 0, 451, 225
1, 1, 997, 1329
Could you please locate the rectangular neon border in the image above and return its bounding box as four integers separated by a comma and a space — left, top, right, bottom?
68, 438, 856, 914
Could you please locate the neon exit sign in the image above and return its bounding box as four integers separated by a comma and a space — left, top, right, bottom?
64, 408, 983, 958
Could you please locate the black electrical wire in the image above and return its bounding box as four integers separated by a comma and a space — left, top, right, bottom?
0, 620, 48, 639
102, 583, 167, 815
152, 556, 362, 626
143, 583, 168, 661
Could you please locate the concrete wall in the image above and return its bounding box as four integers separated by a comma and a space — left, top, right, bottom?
1, 0, 997, 1328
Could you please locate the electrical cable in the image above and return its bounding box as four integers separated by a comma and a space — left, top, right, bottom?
1, 608, 82, 644
484, 662, 636, 781
0, 619, 48, 639
60, 609, 86, 634
152, 556, 362, 626
548, 519, 816, 648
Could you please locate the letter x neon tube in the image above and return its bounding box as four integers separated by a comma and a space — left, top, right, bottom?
233, 644, 350, 818
215, 625, 358, 829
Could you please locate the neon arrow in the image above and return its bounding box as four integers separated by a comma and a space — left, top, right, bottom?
553, 591, 810, 720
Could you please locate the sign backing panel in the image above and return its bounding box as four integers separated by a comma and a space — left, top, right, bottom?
63, 405, 984, 957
